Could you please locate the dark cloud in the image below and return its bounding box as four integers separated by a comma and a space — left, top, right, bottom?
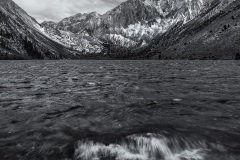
12, 0, 125, 23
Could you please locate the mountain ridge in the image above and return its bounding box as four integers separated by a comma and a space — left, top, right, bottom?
41, 0, 213, 54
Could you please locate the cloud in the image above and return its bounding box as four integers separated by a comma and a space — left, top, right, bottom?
12, 0, 125, 23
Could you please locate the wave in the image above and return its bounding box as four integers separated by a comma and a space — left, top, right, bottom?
74, 133, 217, 160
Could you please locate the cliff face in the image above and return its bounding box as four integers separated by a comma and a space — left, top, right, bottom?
102, 0, 209, 28
56, 12, 102, 34
41, 0, 212, 54
0, 0, 80, 59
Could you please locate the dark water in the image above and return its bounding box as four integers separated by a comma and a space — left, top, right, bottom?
0, 60, 240, 160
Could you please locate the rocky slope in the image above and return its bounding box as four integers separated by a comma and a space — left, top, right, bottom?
42, 0, 214, 54
134, 0, 240, 60
0, 0, 79, 59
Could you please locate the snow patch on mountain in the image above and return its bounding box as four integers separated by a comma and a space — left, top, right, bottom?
105, 34, 137, 47
42, 27, 103, 53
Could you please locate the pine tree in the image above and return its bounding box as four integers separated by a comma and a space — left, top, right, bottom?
1, 39, 5, 48
0, 29, 3, 36
4, 52, 8, 60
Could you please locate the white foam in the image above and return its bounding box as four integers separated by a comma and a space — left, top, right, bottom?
74, 133, 208, 160
173, 99, 182, 102
88, 82, 96, 86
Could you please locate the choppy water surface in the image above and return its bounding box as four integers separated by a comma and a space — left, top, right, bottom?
0, 60, 240, 160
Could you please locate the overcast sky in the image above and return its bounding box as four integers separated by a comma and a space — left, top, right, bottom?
12, 0, 125, 23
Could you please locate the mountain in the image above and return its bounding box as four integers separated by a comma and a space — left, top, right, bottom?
0, 0, 80, 59
2, 0, 238, 59
134, 0, 240, 60
41, 12, 104, 54
41, 0, 214, 54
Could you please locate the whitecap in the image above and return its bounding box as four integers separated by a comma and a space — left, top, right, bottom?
173, 99, 182, 102
88, 82, 96, 86
74, 133, 209, 160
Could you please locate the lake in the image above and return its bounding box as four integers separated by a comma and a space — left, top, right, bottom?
0, 60, 239, 160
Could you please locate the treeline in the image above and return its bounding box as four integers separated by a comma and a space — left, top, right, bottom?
0, 27, 57, 59
0, 29, 14, 39
0, 28, 13, 50
99, 38, 139, 59
23, 37, 43, 59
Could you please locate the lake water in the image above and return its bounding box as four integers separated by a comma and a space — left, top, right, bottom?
0, 60, 240, 160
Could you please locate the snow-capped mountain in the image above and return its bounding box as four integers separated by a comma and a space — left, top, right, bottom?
42, 0, 214, 54
0, 0, 79, 59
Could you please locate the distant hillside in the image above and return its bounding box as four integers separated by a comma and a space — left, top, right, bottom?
0, 0, 80, 59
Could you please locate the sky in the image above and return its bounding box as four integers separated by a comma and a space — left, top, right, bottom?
12, 0, 125, 23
